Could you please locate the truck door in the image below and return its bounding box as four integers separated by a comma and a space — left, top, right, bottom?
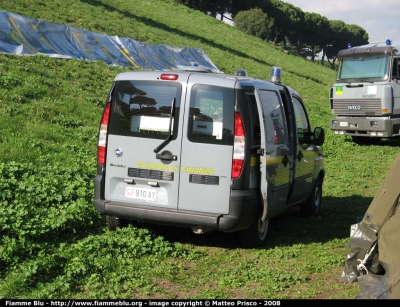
253, 81, 292, 216
178, 75, 235, 214
393, 57, 400, 109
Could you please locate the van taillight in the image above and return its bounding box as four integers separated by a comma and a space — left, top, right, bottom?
232, 112, 245, 178
98, 102, 111, 166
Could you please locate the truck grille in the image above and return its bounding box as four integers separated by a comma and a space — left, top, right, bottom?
332, 99, 382, 116
128, 168, 174, 181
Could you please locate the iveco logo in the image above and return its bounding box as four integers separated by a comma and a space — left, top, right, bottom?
348, 105, 362, 110
114, 148, 123, 157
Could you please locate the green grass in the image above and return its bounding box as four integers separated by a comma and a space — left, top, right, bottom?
1, 0, 399, 299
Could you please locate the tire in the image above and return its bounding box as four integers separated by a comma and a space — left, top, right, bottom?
239, 209, 269, 248
106, 215, 127, 230
352, 136, 381, 145
300, 176, 322, 216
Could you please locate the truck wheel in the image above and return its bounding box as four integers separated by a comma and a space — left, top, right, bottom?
106, 215, 127, 230
352, 136, 381, 145
239, 210, 269, 248
300, 176, 322, 216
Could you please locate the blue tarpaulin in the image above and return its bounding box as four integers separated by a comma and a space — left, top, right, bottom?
0, 10, 222, 73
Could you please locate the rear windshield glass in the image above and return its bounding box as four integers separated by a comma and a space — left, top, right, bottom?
187, 84, 234, 145
108, 80, 181, 139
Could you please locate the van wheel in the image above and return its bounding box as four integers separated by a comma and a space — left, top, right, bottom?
239, 211, 269, 248
106, 215, 127, 230
300, 176, 322, 216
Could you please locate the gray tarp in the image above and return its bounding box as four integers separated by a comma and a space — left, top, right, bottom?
0, 10, 222, 73
340, 153, 400, 299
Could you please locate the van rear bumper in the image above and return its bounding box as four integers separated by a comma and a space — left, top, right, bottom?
94, 175, 259, 233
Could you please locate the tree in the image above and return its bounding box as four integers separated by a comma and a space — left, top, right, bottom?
347, 24, 369, 46
284, 4, 306, 55
264, 0, 299, 46
301, 13, 330, 62
318, 22, 368, 67
175, 0, 370, 67
174, 0, 231, 18
230, 0, 267, 18
324, 20, 351, 69
314, 15, 331, 65
206, 0, 232, 18
234, 8, 274, 41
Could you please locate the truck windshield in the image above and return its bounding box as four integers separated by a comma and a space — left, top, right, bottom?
337, 54, 389, 82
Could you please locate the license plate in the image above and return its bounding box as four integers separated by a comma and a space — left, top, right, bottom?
340, 122, 348, 127
125, 186, 156, 201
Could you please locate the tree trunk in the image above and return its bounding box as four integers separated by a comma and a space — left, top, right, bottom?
296, 39, 301, 56
311, 46, 315, 62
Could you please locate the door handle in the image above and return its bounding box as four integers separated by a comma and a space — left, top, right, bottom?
156, 153, 177, 161
282, 155, 289, 167
297, 151, 303, 162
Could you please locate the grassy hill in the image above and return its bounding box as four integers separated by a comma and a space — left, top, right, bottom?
1, 0, 399, 299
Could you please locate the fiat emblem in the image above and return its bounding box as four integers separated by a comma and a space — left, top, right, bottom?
114, 148, 123, 157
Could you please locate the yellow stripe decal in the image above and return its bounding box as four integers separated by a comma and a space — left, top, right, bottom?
265, 156, 283, 165
250, 156, 259, 167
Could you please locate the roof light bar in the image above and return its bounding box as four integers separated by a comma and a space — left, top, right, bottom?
270, 66, 282, 83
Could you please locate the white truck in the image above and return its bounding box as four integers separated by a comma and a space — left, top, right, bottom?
329, 40, 400, 144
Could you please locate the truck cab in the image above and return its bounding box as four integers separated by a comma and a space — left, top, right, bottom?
94, 66, 325, 248
329, 40, 400, 144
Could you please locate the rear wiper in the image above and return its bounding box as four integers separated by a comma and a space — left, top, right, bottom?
154, 97, 176, 154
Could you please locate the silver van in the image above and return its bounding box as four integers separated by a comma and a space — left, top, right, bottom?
94, 67, 325, 248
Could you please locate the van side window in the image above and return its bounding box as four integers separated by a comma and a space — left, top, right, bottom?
292, 96, 310, 145
392, 58, 400, 79
188, 84, 234, 145
258, 90, 287, 145
109, 81, 181, 139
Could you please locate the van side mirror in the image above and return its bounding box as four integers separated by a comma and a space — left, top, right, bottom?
313, 127, 325, 146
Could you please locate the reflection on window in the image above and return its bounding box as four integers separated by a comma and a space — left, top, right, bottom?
109, 81, 181, 139
258, 90, 287, 145
338, 55, 389, 81
188, 85, 234, 145
392, 58, 400, 79
292, 97, 310, 145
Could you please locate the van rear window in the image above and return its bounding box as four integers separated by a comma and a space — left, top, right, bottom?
187, 84, 234, 145
108, 81, 181, 139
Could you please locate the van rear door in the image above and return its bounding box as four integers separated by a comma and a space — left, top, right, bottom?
104, 73, 185, 210
177, 74, 235, 214
103, 72, 235, 216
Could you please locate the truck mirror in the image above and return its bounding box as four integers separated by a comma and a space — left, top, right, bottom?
313, 127, 325, 146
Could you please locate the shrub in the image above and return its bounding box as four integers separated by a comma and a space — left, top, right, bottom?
234, 8, 274, 41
